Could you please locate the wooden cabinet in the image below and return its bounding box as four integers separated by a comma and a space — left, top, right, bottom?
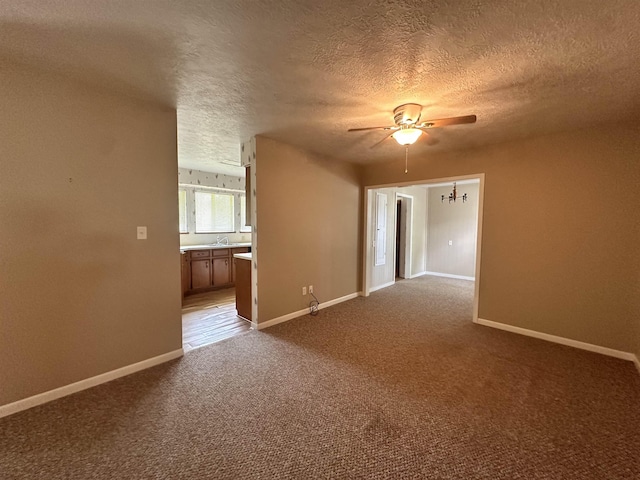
183, 246, 250, 296
235, 256, 252, 320
212, 257, 230, 286
191, 259, 211, 289
232, 247, 249, 283
181, 252, 191, 297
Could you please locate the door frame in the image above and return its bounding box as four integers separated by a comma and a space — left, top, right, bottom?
395, 193, 413, 279
362, 173, 485, 323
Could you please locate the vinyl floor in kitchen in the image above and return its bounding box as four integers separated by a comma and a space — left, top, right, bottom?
182, 288, 251, 352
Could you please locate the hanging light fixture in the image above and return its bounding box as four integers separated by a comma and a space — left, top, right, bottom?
391, 127, 423, 174
391, 127, 423, 145
442, 182, 468, 203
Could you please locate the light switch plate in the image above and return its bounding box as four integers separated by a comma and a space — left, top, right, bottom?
137, 226, 147, 240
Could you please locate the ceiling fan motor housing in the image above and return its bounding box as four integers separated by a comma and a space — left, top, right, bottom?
393, 103, 423, 126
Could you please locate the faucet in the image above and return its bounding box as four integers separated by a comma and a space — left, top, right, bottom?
216, 235, 229, 246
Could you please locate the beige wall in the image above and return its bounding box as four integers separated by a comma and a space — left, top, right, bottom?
0, 63, 182, 406
362, 123, 640, 353
427, 183, 479, 278
255, 136, 361, 322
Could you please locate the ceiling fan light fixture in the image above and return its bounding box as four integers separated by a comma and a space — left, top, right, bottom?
392, 128, 422, 146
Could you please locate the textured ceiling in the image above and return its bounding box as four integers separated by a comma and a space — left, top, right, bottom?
2, 0, 640, 174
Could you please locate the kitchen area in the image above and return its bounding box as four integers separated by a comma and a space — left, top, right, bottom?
178, 167, 253, 352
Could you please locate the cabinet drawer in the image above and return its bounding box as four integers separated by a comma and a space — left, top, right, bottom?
190, 250, 211, 258
232, 247, 250, 254
212, 248, 230, 257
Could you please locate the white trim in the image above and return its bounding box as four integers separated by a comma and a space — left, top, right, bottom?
178, 183, 244, 193
362, 189, 373, 297
369, 280, 396, 293
318, 292, 360, 309
424, 271, 475, 281
367, 173, 483, 190
409, 271, 428, 279
472, 174, 485, 323
253, 292, 360, 330
476, 318, 638, 364
0, 349, 184, 419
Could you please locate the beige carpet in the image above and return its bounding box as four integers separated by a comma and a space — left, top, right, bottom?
1, 276, 639, 479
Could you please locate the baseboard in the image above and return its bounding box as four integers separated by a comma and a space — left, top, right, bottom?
0, 348, 184, 419
369, 281, 395, 293
476, 318, 638, 368
409, 271, 427, 279
425, 271, 475, 281
255, 292, 360, 330
320, 292, 360, 309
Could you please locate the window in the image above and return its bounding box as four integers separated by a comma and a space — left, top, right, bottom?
195, 191, 234, 233
178, 189, 188, 233
239, 195, 251, 232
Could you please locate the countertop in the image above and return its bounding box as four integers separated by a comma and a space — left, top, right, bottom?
233, 252, 252, 260
180, 242, 251, 253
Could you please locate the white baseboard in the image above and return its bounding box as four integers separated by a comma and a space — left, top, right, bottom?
369, 281, 395, 293
0, 348, 184, 419
476, 318, 639, 370
409, 271, 427, 279
255, 292, 360, 331
425, 271, 475, 281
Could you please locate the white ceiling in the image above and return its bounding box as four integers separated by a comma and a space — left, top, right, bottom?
2, 1, 640, 175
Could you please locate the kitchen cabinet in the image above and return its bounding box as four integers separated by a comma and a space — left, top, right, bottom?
234, 255, 252, 320
191, 258, 211, 289
183, 246, 251, 296
232, 247, 249, 283
181, 252, 191, 297
212, 257, 230, 286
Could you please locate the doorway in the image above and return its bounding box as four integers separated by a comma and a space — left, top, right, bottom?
395, 194, 413, 280
363, 174, 485, 322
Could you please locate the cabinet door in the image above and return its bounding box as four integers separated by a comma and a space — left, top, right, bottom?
235, 258, 252, 320
212, 257, 230, 286
191, 259, 211, 289
181, 253, 191, 295
232, 257, 237, 284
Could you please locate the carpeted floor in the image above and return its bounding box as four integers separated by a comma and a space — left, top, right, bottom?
1, 276, 639, 479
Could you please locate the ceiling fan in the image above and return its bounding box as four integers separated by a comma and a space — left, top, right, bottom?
348, 103, 477, 148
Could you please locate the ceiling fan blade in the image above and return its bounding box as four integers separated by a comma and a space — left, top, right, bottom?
348, 125, 398, 132
418, 114, 477, 128
370, 132, 395, 149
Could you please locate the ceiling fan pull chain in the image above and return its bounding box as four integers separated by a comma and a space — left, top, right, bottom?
405, 146, 409, 174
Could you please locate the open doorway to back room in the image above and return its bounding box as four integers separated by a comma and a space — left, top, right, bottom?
178, 167, 253, 352
395, 193, 414, 281
363, 174, 484, 322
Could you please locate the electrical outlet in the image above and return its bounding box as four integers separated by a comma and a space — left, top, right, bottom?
137, 226, 147, 240
302, 286, 307, 295
309, 285, 314, 294
448, 240, 453, 246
